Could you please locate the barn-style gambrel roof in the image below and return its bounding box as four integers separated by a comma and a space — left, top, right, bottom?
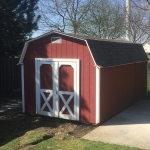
19, 31, 148, 67
86, 39, 148, 67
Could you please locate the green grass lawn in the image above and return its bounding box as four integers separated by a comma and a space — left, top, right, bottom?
0, 131, 143, 150
29, 136, 143, 150
0, 131, 48, 150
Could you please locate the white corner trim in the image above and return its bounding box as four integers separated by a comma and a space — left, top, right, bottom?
96, 66, 100, 124
21, 64, 25, 112
76, 59, 80, 121
19, 42, 29, 65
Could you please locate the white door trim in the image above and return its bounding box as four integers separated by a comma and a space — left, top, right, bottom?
35, 58, 80, 120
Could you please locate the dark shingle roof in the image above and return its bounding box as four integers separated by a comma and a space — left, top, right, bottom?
86, 39, 148, 67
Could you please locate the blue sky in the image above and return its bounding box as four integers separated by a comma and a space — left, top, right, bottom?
32, 0, 126, 38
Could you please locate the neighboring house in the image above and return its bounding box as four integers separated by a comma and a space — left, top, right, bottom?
143, 43, 150, 54
18, 31, 148, 124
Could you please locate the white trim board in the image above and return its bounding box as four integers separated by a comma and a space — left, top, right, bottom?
96, 66, 100, 124
35, 58, 80, 62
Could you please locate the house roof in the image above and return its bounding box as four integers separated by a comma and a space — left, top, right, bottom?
143, 43, 150, 53
19, 31, 148, 67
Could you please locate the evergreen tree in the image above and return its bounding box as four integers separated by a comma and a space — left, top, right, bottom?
0, 0, 40, 57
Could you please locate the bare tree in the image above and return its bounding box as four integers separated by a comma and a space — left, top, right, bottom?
127, 0, 150, 43
37, 0, 150, 44
145, 0, 150, 4
131, 0, 150, 10
78, 0, 125, 39
38, 0, 91, 34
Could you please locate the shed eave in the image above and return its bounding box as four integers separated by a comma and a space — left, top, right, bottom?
98, 60, 148, 68
19, 42, 29, 64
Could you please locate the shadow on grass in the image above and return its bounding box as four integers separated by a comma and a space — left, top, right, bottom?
0, 91, 95, 147
0, 111, 91, 147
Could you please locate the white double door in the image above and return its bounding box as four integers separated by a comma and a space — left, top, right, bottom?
35, 58, 79, 120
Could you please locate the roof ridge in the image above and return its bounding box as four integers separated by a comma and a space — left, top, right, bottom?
53, 31, 140, 44
19, 31, 147, 66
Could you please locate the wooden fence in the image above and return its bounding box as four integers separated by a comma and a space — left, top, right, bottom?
0, 58, 21, 93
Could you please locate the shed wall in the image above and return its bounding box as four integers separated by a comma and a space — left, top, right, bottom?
100, 62, 147, 123
23, 33, 96, 123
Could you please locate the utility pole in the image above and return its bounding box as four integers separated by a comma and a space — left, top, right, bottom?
126, 0, 130, 41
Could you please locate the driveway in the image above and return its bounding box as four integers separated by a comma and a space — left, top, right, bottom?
83, 100, 150, 150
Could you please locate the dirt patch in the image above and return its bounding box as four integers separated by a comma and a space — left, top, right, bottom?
0, 93, 97, 146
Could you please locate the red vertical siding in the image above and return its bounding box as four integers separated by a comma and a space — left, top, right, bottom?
40, 65, 53, 89
59, 65, 74, 115
134, 62, 147, 99
89, 57, 96, 123
82, 43, 90, 122
23, 33, 96, 123
40, 64, 53, 112
59, 66, 74, 92
100, 62, 147, 124
24, 41, 40, 113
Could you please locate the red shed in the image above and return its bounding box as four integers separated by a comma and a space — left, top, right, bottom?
19, 31, 148, 124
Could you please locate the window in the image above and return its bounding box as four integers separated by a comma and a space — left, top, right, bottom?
51, 37, 62, 44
